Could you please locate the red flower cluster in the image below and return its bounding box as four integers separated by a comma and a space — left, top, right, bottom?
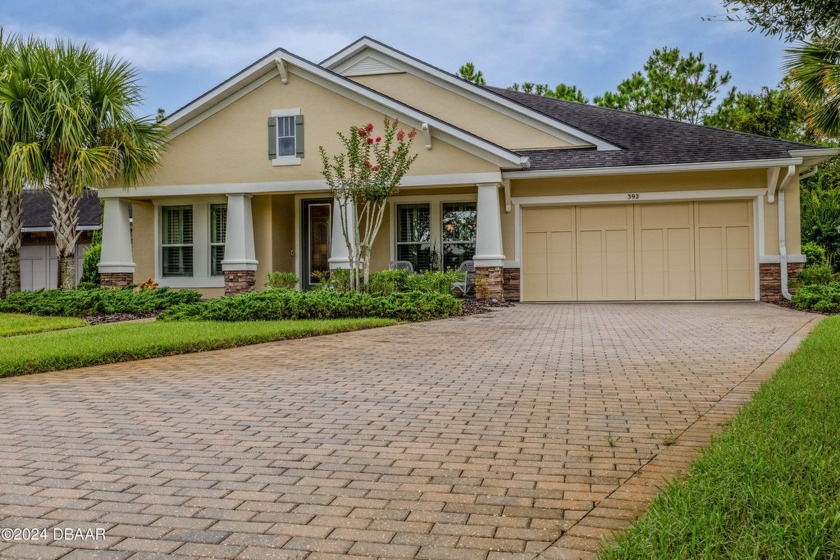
367, 137, 374, 144
375, 136, 381, 143
364, 160, 380, 171
357, 128, 366, 136
366, 123, 374, 132
396, 129, 404, 141
408, 129, 417, 138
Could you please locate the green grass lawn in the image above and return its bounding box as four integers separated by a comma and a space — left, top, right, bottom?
0, 318, 395, 378
602, 316, 840, 559
0, 313, 87, 337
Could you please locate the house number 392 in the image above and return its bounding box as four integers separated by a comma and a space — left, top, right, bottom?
627, 193, 640, 200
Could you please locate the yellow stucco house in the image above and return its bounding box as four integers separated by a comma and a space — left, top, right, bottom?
99, 37, 838, 302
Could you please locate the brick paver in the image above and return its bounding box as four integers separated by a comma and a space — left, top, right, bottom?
0, 302, 818, 559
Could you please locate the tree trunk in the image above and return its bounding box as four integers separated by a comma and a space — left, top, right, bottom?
49, 166, 82, 290
0, 182, 22, 298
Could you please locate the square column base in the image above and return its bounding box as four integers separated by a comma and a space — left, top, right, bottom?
101, 272, 134, 288
225, 270, 256, 296
475, 266, 505, 301
759, 263, 804, 303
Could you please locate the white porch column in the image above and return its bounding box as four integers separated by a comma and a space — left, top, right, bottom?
221, 194, 258, 271
473, 183, 506, 267
328, 197, 354, 270
98, 198, 135, 281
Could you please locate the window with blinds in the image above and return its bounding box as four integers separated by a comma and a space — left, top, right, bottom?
210, 204, 227, 277
396, 204, 431, 272
277, 116, 296, 156
161, 206, 194, 277
442, 202, 477, 270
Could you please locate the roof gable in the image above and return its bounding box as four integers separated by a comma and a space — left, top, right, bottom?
321, 37, 620, 152
164, 49, 528, 170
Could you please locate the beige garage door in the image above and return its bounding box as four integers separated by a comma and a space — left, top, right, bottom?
522, 201, 754, 301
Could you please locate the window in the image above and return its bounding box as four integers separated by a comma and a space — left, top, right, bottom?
210, 204, 227, 276
268, 111, 304, 164
396, 204, 431, 271
442, 202, 477, 269
277, 116, 296, 157
161, 206, 193, 277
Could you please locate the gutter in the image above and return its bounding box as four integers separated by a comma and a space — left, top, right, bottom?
768, 165, 797, 301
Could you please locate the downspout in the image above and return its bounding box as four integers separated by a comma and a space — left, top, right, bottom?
776, 165, 797, 300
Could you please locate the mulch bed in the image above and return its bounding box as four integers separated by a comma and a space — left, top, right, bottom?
460, 297, 515, 316
86, 312, 158, 325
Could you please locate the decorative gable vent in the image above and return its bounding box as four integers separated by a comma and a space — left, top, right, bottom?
341, 55, 402, 77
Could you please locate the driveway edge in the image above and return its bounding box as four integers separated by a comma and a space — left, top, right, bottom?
536, 314, 826, 560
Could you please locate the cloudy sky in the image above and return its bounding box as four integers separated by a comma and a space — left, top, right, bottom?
2, 0, 792, 117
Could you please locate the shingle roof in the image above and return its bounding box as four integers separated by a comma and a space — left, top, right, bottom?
487, 87, 818, 171
22, 189, 102, 230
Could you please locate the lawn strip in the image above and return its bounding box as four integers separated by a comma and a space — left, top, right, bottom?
602, 316, 840, 559
0, 318, 395, 377
0, 313, 88, 337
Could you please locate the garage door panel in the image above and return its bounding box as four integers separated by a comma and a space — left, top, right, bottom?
695, 200, 754, 300
635, 202, 694, 300
523, 200, 753, 302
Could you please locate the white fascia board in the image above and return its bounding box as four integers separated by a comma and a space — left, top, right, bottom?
165, 50, 281, 130
788, 148, 840, 170
502, 158, 804, 180
321, 38, 620, 152
97, 172, 503, 199
164, 47, 526, 168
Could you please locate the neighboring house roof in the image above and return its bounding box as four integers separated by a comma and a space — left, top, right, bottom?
489, 87, 839, 174
22, 190, 101, 232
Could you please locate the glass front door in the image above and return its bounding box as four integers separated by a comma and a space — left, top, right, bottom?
302, 200, 332, 290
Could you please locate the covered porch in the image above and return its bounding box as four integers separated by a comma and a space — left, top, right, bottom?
98, 182, 516, 300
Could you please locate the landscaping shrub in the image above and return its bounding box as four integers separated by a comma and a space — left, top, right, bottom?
403, 270, 464, 294
795, 263, 837, 286
80, 229, 102, 286
368, 269, 409, 295
0, 287, 201, 317
159, 288, 461, 322
791, 281, 840, 313
801, 241, 827, 268
266, 271, 299, 290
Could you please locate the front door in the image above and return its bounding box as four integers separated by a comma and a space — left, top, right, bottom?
301, 200, 332, 290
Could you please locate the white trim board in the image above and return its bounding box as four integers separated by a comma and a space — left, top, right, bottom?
321, 37, 619, 152
98, 172, 503, 199
503, 158, 804, 180
511, 188, 767, 207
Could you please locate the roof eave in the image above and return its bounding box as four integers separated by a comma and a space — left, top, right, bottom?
502, 157, 805, 179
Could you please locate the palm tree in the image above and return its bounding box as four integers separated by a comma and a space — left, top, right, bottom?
0, 39, 167, 290
785, 35, 840, 137
0, 31, 24, 298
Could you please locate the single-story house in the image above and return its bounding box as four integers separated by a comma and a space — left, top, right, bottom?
0, 190, 99, 290
98, 37, 839, 302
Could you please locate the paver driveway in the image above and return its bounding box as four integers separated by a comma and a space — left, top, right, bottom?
0, 303, 818, 560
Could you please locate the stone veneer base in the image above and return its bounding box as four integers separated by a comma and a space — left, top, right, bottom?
759, 262, 805, 303
474, 266, 505, 301
100, 272, 134, 288
224, 270, 256, 296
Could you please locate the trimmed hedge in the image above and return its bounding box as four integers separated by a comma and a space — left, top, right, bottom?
0, 287, 202, 317
792, 281, 840, 313
159, 289, 461, 322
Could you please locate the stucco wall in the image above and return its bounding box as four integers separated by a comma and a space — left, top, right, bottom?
145, 74, 497, 188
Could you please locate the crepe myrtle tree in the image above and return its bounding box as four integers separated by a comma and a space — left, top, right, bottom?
320, 118, 418, 292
